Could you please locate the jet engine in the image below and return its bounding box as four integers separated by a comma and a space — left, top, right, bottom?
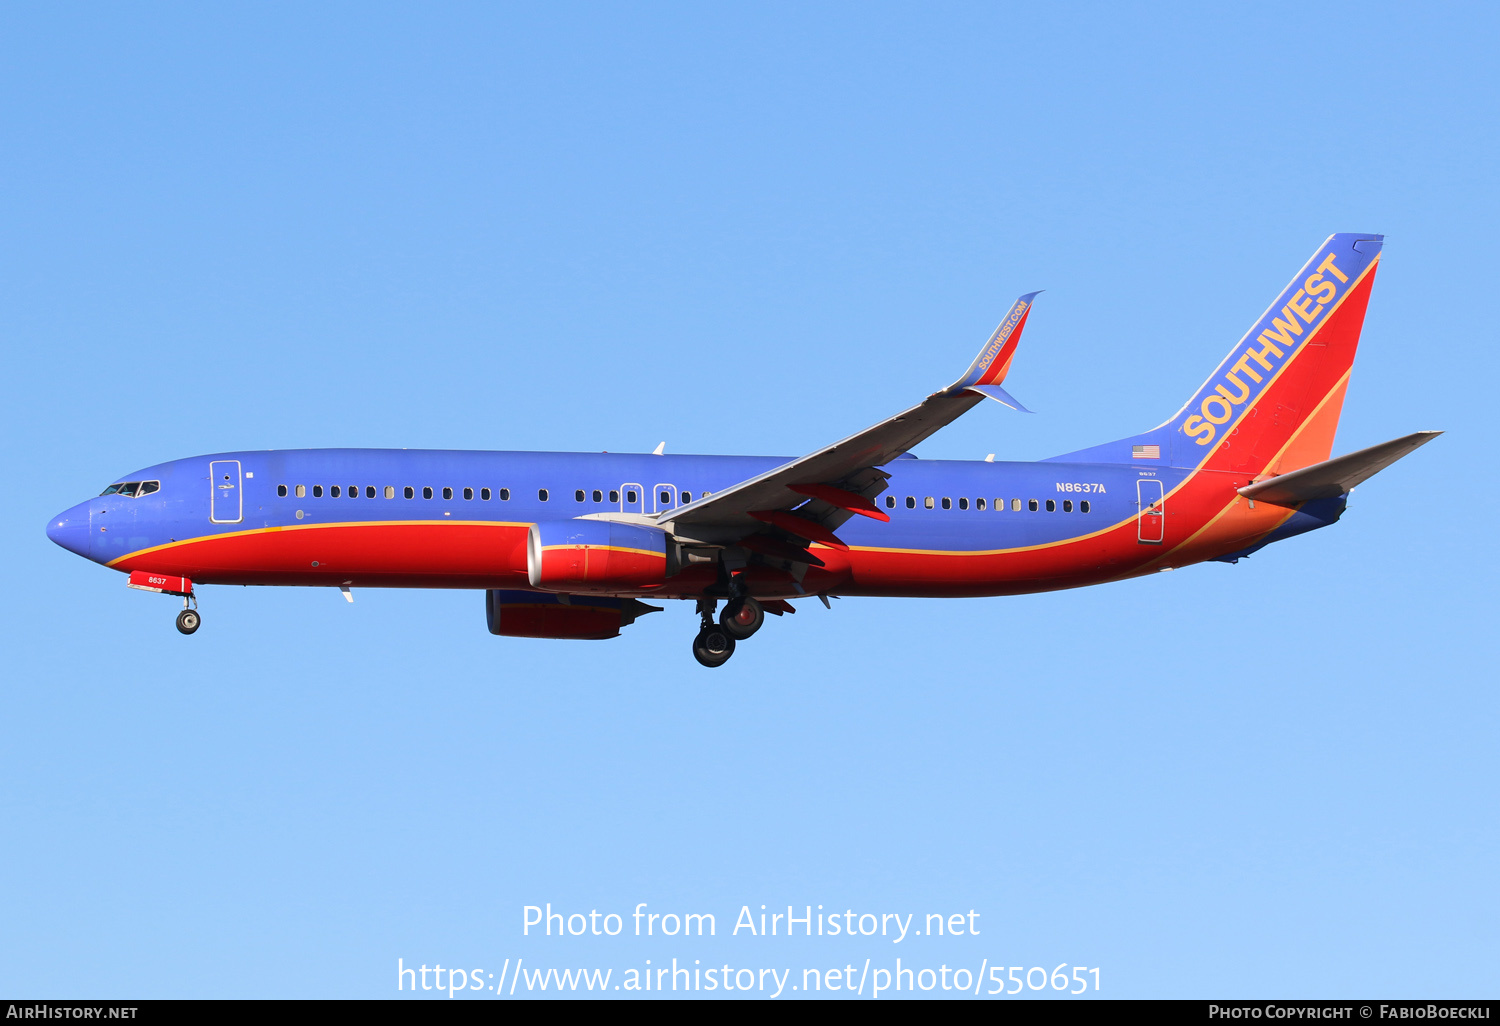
485, 589, 660, 640
527, 519, 672, 593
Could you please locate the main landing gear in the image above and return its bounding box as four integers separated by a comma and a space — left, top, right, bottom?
720, 596, 764, 640
692, 599, 735, 668
691, 594, 768, 667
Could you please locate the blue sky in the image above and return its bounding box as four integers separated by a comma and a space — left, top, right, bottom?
2, 2, 1496, 999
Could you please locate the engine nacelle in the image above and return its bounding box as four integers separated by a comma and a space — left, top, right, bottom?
527, 519, 671, 593
485, 590, 660, 640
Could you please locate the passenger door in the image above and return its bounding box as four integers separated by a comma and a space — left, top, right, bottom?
210, 460, 243, 523
1136, 479, 1164, 545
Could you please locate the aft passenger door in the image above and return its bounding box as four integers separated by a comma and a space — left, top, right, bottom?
1136, 479, 1164, 545
209, 460, 243, 524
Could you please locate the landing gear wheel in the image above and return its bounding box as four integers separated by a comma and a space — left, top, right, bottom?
692, 625, 736, 668
175, 609, 201, 635
719, 597, 764, 640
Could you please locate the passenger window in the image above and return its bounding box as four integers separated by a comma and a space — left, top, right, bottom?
609, 489, 619, 502
500, 488, 511, 501
443, 487, 453, 500
659, 490, 671, 505
976, 497, 986, 510
941, 497, 951, 510
1063, 500, 1073, 512
1081, 500, 1091, 513
539, 489, 549, 501
331, 485, 341, 497
885, 495, 896, 509
958, 497, 968, 510
592, 489, 603, 502
681, 492, 691, 503
924, 497, 934, 509
140, 481, 160, 495
423, 486, 433, 499
313, 485, 323, 497
464, 487, 474, 500
385, 486, 396, 499
295, 485, 306, 498
277, 484, 288, 497
575, 489, 585, 502
1045, 499, 1056, 512
349, 485, 358, 498
1012, 498, 1022, 511
481, 488, 491, 500
1028, 499, 1038, 512
626, 489, 637, 503
906, 496, 915, 509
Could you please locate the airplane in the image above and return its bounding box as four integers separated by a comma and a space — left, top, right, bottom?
47, 233, 1439, 666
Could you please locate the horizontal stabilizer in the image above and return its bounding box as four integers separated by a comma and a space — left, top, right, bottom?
1237, 431, 1441, 507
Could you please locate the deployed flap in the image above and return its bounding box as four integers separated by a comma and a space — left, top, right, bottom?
1237, 430, 1441, 507
665, 294, 1040, 529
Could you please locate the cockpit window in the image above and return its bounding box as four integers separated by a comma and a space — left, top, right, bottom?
98, 480, 160, 497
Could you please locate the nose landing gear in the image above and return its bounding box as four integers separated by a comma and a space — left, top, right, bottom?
127, 572, 200, 635
174, 591, 201, 634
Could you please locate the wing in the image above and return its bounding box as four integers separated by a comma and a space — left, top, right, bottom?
661, 293, 1041, 547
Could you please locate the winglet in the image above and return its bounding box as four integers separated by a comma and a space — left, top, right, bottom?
966, 384, 1032, 413
949, 291, 1041, 410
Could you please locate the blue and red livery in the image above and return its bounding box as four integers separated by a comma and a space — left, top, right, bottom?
47, 235, 1439, 665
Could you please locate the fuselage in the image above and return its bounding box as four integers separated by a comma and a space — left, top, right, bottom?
46, 447, 1338, 601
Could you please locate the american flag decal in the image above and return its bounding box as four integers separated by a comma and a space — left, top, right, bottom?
1132, 444, 1161, 459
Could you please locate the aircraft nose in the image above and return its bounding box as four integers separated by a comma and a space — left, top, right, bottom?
46, 502, 93, 559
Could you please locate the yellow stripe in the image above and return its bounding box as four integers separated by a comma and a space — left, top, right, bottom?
1120, 496, 1298, 579
106, 519, 533, 568
844, 509, 1137, 559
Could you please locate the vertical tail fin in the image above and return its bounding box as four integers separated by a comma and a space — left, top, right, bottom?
1047, 234, 1383, 474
